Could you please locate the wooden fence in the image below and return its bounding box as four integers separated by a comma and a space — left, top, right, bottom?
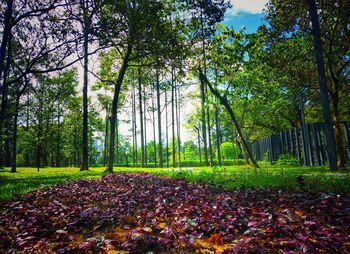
252, 122, 350, 166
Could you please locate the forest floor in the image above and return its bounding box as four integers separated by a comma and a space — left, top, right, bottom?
0, 172, 349, 253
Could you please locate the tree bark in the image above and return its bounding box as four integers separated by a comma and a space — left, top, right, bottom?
200, 77, 208, 166
332, 95, 345, 168
0, 31, 12, 169
143, 84, 147, 165
171, 68, 176, 167
115, 112, 119, 165
104, 110, 109, 166
81, 0, 90, 171
165, 90, 169, 168
156, 70, 163, 167
194, 125, 202, 166
215, 106, 222, 166
0, 0, 13, 89
131, 88, 136, 166
11, 93, 20, 173
56, 107, 60, 167
307, 0, 337, 171
138, 67, 145, 167
175, 85, 181, 168
106, 45, 132, 172
151, 85, 157, 165
199, 71, 259, 168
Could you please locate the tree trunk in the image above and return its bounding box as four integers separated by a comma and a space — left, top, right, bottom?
56, 108, 60, 167
332, 95, 345, 168
11, 94, 19, 173
215, 105, 222, 166
0, 0, 13, 88
25, 95, 30, 167
104, 110, 109, 166
175, 85, 181, 168
143, 85, 147, 165
151, 86, 157, 165
115, 112, 119, 165
200, 77, 208, 166
195, 126, 202, 166
138, 67, 145, 167
307, 0, 337, 171
81, 1, 90, 171
0, 32, 12, 169
171, 68, 176, 167
0, 86, 8, 169
205, 87, 213, 166
156, 70, 163, 167
131, 86, 136, 166
106, 45, 132, 172
165, 90, 169, 168
200, 71, 259, 168
133, 82, 138, 166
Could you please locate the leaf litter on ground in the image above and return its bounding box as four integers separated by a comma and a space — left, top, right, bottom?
0, 172, 349, 253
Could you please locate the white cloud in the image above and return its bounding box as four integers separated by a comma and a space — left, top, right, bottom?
228, 0, 268, 16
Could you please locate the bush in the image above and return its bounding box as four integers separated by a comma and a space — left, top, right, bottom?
276, 153, 299, 166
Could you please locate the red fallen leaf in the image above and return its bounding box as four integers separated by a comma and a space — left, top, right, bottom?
251, 207, 259, 214
209, 233, 224, 245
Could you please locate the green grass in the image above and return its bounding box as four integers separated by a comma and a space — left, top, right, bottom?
0, 165, 349, 201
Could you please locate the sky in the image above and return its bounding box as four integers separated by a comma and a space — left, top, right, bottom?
224, 0, 267, 33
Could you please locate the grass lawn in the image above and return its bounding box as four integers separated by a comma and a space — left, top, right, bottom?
0, 165, 349, 201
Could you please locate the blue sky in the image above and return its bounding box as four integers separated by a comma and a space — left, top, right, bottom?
223, 0, 268, 33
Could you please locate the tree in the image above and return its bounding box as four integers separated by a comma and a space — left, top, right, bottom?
97, 0, 187, 172
264, 0, 350, 169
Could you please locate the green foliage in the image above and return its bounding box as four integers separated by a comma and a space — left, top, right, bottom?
220, 142, 240, 159
276, 153, 299, 166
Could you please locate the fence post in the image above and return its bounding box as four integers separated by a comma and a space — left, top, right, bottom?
295, 127, 301, 164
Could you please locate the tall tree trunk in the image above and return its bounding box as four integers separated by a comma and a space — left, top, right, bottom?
138, 67, 145, 167
214, 70, 221, 166
143, 85, 147, 165
171, 68, 176, 167
200, 71, 259, 168
195, 126, 202, 166
0, 0, 13, 89
81, 1, 90, 171
115, 112, 119, 165
106, 45, 132, 172
156, 70, 163, 167
56, 108, 60, 167
175, 85, 181, 168
11, 93, 19, 173
215, 105, 222, 166
206, 88, 213, 166
0, 86, 8, 169
307, 0, 337, 171
332, 94, 345, 168
152, 86, 157, 165
25, 94, 30, 167
165, 90, 169, 168
200, 77, 208, 166
131, 90, 136, 166
133, 82, 138, 166
104, 110, 109, 166
0, 32, 12, 169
